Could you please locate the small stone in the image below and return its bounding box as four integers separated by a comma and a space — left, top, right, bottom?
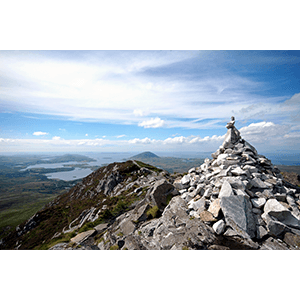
212, 219, 226, 235
251, 197, 266, 208
188, 167, 196, 174
208, 199, 221, 218
231, 166, 247, 176
188, 197, 206, 211
70, 229, 95, 244
256, 226, 268, 240
199, 211, 217, 222
250, 178, 269, 189
181, 175, 190, 186
203, 187, 212, 198
219, 180, 234, 198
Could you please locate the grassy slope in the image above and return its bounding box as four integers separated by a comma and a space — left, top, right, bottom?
1, 161, 147, 250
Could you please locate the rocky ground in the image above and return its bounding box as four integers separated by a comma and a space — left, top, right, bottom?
2, 135, 300, 250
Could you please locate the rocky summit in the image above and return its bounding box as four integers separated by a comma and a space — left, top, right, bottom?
2, 118, 300, 250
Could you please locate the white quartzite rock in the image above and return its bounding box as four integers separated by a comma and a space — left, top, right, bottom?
181, 174, 190, 186
251, 197, 266, 209
218, 180, 234, 199
213, 219, 226, 235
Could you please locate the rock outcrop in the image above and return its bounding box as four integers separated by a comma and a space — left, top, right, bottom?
3, 117, 300, 250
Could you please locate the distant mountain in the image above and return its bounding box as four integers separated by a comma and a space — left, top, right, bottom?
130, 152, 205, 174
131, 152, 160, 159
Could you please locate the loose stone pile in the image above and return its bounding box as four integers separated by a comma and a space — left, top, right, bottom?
174, 117, 300, 245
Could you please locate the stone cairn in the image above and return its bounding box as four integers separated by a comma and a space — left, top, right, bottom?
174, 116, 300, 244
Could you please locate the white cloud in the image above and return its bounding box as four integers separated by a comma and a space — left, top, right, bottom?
138, 117, 166, 128
1, 123, 299, 153
128, 135, 225, 146
33, 131, 48, 136
236, 121, 300, 151
128, 137, 156, 144
239, 122, 291, 145
116, 135, 126, 138
52, 136, 61, 140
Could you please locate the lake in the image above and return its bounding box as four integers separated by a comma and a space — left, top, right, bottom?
46, 168, 94, 181
20, 161, 83, 170
20, 153, 135, 181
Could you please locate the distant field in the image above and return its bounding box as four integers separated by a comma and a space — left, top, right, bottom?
0, 195, 56, 230
130, 156, 205, 174
0, 154, 93, 240
276, 165, 300, 175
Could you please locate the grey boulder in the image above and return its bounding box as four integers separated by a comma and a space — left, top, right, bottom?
220, 194, 256, 238
263, 199, 300, 229
149, 179, 175, 209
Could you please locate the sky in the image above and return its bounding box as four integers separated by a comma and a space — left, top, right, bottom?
1, 50, 300, 154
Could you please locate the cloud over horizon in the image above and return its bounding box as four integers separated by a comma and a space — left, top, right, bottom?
1, 120, 299, 153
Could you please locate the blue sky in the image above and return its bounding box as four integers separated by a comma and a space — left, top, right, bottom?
1, 50, 300, 153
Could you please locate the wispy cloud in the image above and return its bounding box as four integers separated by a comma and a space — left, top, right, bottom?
1, 51, 298, 130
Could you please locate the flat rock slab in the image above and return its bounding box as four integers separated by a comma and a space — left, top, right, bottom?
250, 178, 269, 189
264, 199, 300, 229
220, 192, 256, 239
199, 211, 217, 222
94, 223, 108, 233
71, 229, 95, 244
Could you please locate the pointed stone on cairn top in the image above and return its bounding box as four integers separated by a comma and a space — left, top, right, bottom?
220, 116, 242, 150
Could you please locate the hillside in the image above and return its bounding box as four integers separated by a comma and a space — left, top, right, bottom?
0, 154, 95, 236
2, 119, 300, 250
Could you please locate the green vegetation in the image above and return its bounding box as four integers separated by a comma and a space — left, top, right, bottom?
146, 205, 159, 219
1, 160, 150, 249
0, 154, 98, 242
277, 165, 300, 175
109, 244, 119, 250
135, 160, 162, 173
35, 230, 77, 250
0, 170, 73, 233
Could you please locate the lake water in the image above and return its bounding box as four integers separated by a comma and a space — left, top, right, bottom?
46, 168, 94, 181
21, 161, 83, 170
21, 153, 135, 181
